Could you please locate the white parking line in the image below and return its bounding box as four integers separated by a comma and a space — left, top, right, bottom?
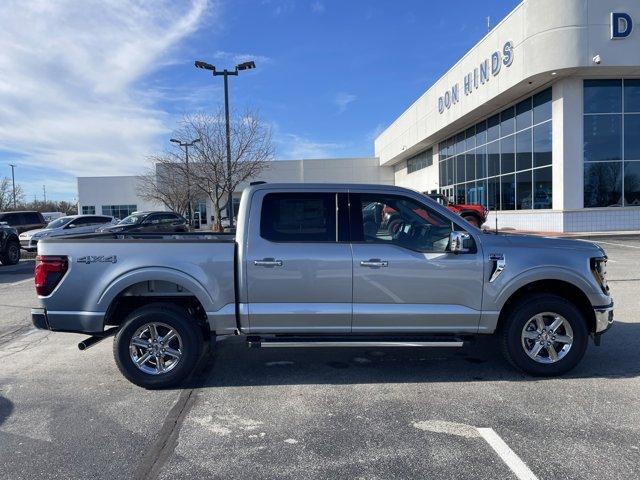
477, 428, 539, 480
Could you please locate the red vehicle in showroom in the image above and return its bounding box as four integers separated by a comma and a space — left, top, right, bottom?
425, 193, 487, 227
381, 192, 487, 236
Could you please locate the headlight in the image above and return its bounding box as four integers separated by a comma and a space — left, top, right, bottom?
32, 232, 48, 239
590, 257, 609, 295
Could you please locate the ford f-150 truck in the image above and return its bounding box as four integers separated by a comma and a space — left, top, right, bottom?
31, 183, 613, 388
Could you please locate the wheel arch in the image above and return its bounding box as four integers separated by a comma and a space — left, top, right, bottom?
98, 268, 215, 332
496, 279, 596, 334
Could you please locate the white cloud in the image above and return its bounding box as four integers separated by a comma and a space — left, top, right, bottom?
277, 133, 345, 159
333, 92, 357, 114
310, 1, 325, 14
213, 51, 272, 67
0, 0, 209, 194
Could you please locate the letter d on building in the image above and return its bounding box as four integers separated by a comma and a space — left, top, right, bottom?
611, 12, 633, 39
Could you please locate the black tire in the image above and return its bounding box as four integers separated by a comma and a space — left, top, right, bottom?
500, 293, 588, 376
0, 240, 21, 266
462, 215, 480, 228
113, 303, 204, 389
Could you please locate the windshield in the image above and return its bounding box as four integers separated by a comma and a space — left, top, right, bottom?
118, 214, 144, 225
47, 217, 73, 229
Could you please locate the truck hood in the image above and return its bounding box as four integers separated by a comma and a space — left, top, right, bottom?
484, 233, 605, 255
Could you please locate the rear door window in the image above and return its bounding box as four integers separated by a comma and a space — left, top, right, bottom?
260, 192, 337, 242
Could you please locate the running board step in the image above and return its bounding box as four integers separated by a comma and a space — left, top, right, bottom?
247, 336, 464, 349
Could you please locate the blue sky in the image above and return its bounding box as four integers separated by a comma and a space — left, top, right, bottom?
0, 0, 519, 202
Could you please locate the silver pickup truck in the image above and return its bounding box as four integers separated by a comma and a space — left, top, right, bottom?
32, 183, 613, 388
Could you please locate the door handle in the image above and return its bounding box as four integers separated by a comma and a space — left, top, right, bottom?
254, 258, 283, 267
360, 259, 388, 268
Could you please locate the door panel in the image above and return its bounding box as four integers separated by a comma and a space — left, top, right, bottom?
350, 192, 484, 333
246, 191, 352, 333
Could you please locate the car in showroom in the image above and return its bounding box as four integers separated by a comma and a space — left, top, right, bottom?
19, 215, 115, 252
97, 211, 189, 234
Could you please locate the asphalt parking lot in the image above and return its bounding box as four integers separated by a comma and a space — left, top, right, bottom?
0, 237, 639, 479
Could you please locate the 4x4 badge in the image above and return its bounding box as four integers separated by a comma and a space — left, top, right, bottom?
77, 255, 117, 264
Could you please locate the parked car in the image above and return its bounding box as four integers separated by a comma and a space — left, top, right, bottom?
0, 222, 20, 265
427, 193, 488, 227
42, 212, 65, 222
31, 183, 613, 389
97, 211, 188, 234
19, 215, 115, 252
0, 211, 47, 234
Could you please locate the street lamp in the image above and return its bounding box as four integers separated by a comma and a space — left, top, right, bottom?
8, 164, 16, 209
195, 59, 256, 228
170, 137, 201, 227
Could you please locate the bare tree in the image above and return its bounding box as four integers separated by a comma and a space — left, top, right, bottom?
172, 109, 274, 231
137, 154, 191, 215
0, 177, 25, 211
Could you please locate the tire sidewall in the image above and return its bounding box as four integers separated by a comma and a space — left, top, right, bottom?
114, 306, 203, 389
504, 295, 588, 376
1, 241, 20, 265
8, 241, 20, 265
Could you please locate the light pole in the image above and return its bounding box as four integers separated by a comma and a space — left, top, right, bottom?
8, 164, 16, 209
194, 59, 256, 229
170, 138, 201, 227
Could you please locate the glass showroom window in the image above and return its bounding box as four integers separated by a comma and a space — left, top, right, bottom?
584, 79, 640, 207
81, 206, 95, 215
407, 148, 433, 174
438, 87, 552, 210
102, 205, 137, 219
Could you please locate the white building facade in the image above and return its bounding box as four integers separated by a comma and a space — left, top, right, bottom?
78, 0, 640, 233
375, 0, 640, 232
77, 157, 393, 224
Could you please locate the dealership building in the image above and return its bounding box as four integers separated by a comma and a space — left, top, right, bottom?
78, 0, 640, 232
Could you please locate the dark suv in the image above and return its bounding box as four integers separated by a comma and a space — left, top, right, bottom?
0, 223, 20, 265
0, 211, 47, 234
97, 211, 188, 234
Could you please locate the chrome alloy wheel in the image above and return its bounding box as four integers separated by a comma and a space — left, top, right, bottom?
521, 312, 574, 364
129, 322, 183, 375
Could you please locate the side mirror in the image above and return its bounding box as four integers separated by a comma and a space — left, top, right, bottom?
66, 223, 76, 229
449, 231, 471, 254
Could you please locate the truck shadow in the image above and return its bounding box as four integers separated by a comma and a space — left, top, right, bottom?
193, 321, 639, 388
0, 396, 14, 427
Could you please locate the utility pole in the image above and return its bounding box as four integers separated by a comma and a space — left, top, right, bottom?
170, 138, 201, 228
43, 185, 47, 204
195, 59, 256, 229
8, 164, 16, 209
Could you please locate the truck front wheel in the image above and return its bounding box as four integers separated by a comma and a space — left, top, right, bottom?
113, 304, 204, 389
500, 293, 588, 376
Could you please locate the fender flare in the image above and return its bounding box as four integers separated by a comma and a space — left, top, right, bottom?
96, 267, 217, 314
495, 266, 598, 310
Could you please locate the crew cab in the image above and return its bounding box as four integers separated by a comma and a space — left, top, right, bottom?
31, 184, 613, 388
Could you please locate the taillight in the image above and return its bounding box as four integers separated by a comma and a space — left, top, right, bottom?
34, 255, 68, 296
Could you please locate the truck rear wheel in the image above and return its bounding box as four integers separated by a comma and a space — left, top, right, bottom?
113, 303, 204, 389
500, 293, 588, 376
